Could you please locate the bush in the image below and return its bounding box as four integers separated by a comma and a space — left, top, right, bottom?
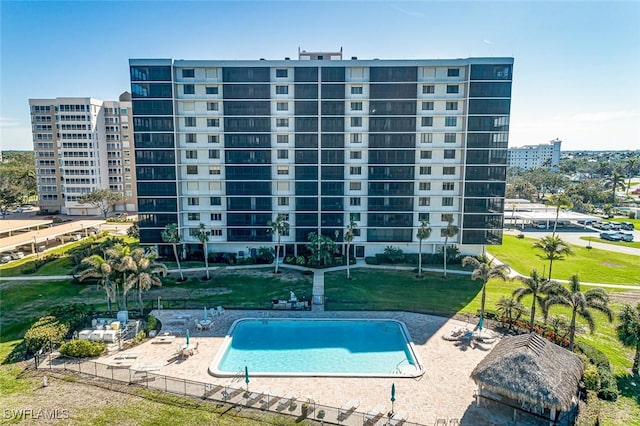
24, 316, 69, 354
364, 256, 378, 265
516, 233, 525, 239
131, 331, 146, 345
576, 343, 610, 370
47, 303, 91, 334
59, 339, 106, 358
597, 368, 618, 401
582, 363, 600, 391
384, 246, 405, 264
145, 314, 158, 334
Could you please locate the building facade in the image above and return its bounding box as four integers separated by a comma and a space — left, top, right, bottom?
28, 93, 137, 215
129, 54, 513, 258
507, 138, 561, 171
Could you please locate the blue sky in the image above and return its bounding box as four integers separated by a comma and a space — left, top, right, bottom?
1, 0, 639, 151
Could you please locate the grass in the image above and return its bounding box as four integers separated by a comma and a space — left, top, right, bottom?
579, 236, 640, 249
487, 235, 640, 285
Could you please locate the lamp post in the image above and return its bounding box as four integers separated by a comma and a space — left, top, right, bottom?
157, 296, 162, 310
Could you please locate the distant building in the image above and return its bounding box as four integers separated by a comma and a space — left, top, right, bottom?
28, 93, 137, 215
508, 139, 561, 171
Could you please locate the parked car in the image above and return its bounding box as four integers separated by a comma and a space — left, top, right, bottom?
597, 222, 612, 230
616, 232, 634, 242
0, 254, 12, 263
609, 222, 622, 230
600, 232, 623, 241
10, 252, 24, 260
620, 222, 635, 231
533, 223, 547, 229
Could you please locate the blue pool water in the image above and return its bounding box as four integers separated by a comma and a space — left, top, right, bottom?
211, 319, 423, 377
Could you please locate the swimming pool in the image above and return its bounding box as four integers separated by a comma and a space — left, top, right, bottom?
209, 318, 424, 377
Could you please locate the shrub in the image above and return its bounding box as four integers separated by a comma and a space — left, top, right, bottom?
516, 233, 525, 239
576, 343, 610, 370
582, 363, 600, 391
24, 316, 69, 354
47, 303, 91, 334
364, 256, 378, 265
145, 314, 158, 334
131, 331, 146, 345
59, 339, 106, 358
284, 256, 296, 265
384, 246, 405, 264
597, 368, 618, 401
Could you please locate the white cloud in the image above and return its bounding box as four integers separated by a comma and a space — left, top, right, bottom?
483, 39, 494, 45
0, 117, 23, 128
390, 5, 424, 18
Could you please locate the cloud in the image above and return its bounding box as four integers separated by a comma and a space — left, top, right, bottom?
483, 39, 494, 45
390, 5, 424, 18
0, 117, 23, 128
568, 110, 640, 122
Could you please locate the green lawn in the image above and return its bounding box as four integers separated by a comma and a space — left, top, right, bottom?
488, 235, 640, 285
579, 236, 640, 249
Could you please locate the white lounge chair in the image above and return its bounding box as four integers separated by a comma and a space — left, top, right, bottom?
338, 399, 360, 419
216, 306, 225, 315
277, 390, 299, 409
390, 410, 408, 426
365, 404, 386, 423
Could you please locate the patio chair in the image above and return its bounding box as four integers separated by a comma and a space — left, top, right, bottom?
276, 390, 299, 410
338, 399, 359, 420
216, 306, 225, 316
389, 410, 408, 426
364, 404, 385, 424
194, 319, 203, 331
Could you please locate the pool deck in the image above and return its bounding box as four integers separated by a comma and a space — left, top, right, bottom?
99, 309, 513, 425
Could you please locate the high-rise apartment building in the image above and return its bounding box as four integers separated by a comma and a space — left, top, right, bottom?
508, 139, 561, 171
28, 92, 137, 215
130, 53, 513, 258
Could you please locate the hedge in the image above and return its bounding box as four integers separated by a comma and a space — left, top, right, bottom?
59, 339, 107, 358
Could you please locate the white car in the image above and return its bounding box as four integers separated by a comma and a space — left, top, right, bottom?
1, 254, 13, 263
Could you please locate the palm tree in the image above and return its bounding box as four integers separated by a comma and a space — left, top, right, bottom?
495, 296, 526, 330
462, 255, 510, 331
441, 218, 459, 278
533, 235, 574, 280
125, 248, 168, 315
161, 223, 184, 281
194, 223, 212, 280
267, 214, 290, 274
105, 243, 136, 310
604, 171, 626, 205
344, 218, 357, 279
78, 254, 116, 313
546, 193, 573, 237
546, 274, 612, 351
513, 269, 562, 331
617, 303, 640, 375
625, 157, 639, 196
416, 221, 431, 278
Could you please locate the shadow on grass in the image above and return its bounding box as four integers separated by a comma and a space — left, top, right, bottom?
1, 340, 27, 365
617, 373, 640, 404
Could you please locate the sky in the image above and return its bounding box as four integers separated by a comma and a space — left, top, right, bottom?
1, 0, 639, 152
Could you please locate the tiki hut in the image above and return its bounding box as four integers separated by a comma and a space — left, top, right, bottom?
471, 333, 583, 425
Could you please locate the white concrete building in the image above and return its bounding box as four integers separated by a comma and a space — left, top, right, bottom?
508, 138, 561, 170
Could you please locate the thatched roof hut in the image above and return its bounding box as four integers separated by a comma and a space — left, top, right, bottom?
471, 333, 583, 415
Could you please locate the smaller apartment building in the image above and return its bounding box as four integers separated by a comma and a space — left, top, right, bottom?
507, 139, 561, 171
28, 92, 137, 215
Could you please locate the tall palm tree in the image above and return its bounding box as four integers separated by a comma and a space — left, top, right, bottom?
546, 193, 573, 237
513, 269, 562, 331
416, 221, 431, 278
533, 235, 574, 280
78, 254, 116, 313
604, 171, 626, 206
546, 274, 612, 351
462, 255, 510, 331
194, 223, 212, 280
105, 243, 136, 310
441, 218, 459, 278
496, 296, 526, 330
625, 157, 639, 196
267, 214, 290, 274
344, 218, 357, 279
617, 303, 640, 375
125, 248, 168, 315
161, 223, 184, 281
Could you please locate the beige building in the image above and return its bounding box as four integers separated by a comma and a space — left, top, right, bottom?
28, 92, 137, 215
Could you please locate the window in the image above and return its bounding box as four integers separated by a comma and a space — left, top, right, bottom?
351, 102, 363, 111
205, 86, 218, 95
186, 133, 196, 143
211, 213, 222, 221
419, 212, 430, 222
446, 85, 459, 94
182, 69, 195, 78
186, 165, 198, 174
421, 133, 433, 143
276, 85, 289, 94
351, 133, 362, 143
207, 102, 218, 111
446, 101, 458, 111
442, 198, 454, 207
421, 117, 433, 127
444, 133, 456, 143
421, 102, 434, 111
208, 149, 220, 159
211, 229, 222, 236
210, 196, 221, 206
351, 86, 363, 94
185, 117, 196, 127
276, 118, 289, 127
186, 150, 197, 159
207, 118, 219, 127
277, 102, 288, 111
442, 182, 455, 191
443, 166, 456, 175
276, 69, 288, 78
419, 166, 432, 175
187, 212, 200, 221
350, 213, 361, 222
350, 182, 361, 190
350, 151, 362, 160
447, 68, 460, 77
444, 149, 456, 159
278, 197, 289, 206
187, 197, 199, 206
277, 149, 288, 159
183, 84, 195, 94
209, 166, 221, 175
419, 182, 431, 190
277, 166, 289, 175
277, 134, 289, 143
420, 151, 432, 159
208, 135, 219, 143
351, 117, 362, 127
350, 197, 361, 206
422, 85, 435, 94
350, 166, 362, 175
445, 117, 457, 127
419, 197, 430, 206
